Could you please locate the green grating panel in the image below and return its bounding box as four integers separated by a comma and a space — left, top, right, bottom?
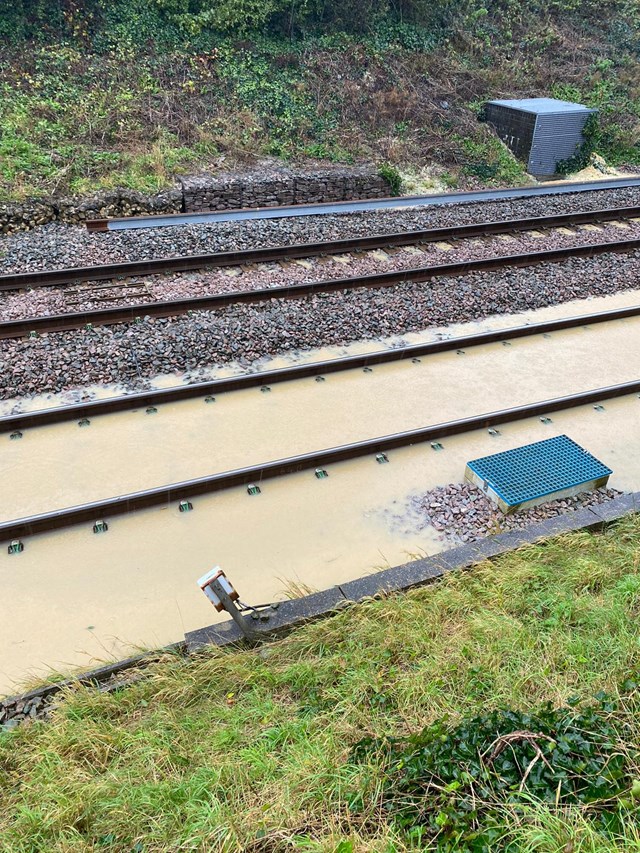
466, 435, 611, 509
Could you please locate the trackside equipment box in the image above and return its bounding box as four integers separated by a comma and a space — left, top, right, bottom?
465, 434, 611, 514
484, 97, 597, 178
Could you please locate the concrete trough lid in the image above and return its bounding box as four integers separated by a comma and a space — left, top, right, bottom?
465, 435, 612, 514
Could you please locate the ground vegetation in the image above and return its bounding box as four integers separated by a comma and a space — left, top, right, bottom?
2, 517, 640, 850
0, 0, 639, 199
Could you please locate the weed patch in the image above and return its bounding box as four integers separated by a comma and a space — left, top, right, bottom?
352, 684, 640, 849
1, 12, 638, 200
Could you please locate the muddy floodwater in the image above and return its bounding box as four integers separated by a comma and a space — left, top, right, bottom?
5, 306, 640, 519
2, 291, 640, 694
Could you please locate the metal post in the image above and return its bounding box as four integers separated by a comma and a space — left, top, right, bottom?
209, 577, 259, 641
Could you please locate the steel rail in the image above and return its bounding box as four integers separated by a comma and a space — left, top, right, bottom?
2, 379, 638, 542
85, 176, 640, 231
2, 236, 640, 340
3, 205, 640, 294
3, 303, 640, 434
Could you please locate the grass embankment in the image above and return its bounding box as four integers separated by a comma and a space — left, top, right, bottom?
1, 3, 639, 201
2, 518, 640, 850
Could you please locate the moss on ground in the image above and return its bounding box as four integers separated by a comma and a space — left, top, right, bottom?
2, 517, 640, 850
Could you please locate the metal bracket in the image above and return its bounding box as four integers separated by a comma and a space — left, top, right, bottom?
208, 577, 261, 641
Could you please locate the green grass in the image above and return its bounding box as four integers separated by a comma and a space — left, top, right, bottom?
0, 45, 224, 201
2, 517, 640, 850
0, 40, 350, 201
1, 22, 638, 202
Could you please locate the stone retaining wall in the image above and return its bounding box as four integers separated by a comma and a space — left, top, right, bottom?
0, 188, 183, 235
0, 166, 390, 235
0, 200, 57, 234
180, 166, 391, 213
57, 188, 183, 225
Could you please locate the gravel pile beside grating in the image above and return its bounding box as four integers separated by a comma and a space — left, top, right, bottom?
2, 247, 640, 400
1, 185, 640, 275
1, 219, 639, 322
410, 482, 621, 543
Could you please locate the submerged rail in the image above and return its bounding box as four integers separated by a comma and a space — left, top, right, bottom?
3, 378, 639, 542
2, 302, 639, 432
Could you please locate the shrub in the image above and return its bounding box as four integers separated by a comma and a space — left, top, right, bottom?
352, 682, 640, 850
378, 162, 403, 195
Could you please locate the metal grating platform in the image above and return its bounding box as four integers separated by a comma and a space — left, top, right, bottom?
465, 435, 612, 513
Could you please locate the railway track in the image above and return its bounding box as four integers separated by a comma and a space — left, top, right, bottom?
2, 230, 640, 339
2, 390, 636, 692
4, 190, 640, 692
3, 294, 640, 691
4, 304, 640, 536
2, 302, 640, 432
3, 381, 639, 544
3, 205, 639, 294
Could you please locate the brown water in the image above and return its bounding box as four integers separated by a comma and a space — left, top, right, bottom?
1, 394, 639, 695
4, 312, 640, 519
2, 289, 640, 694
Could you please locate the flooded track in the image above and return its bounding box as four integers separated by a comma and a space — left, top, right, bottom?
1, 392, 639, 694
4, 310, 640, 519
3, 199, 640, 695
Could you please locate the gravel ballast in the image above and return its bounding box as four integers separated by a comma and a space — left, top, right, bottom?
1, 219, 639, 323
409, 482, 621, 543
2, 185, 640, 275
2, 247, 640, 400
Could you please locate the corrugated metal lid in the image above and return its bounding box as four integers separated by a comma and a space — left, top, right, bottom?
487, 97, 596, 115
